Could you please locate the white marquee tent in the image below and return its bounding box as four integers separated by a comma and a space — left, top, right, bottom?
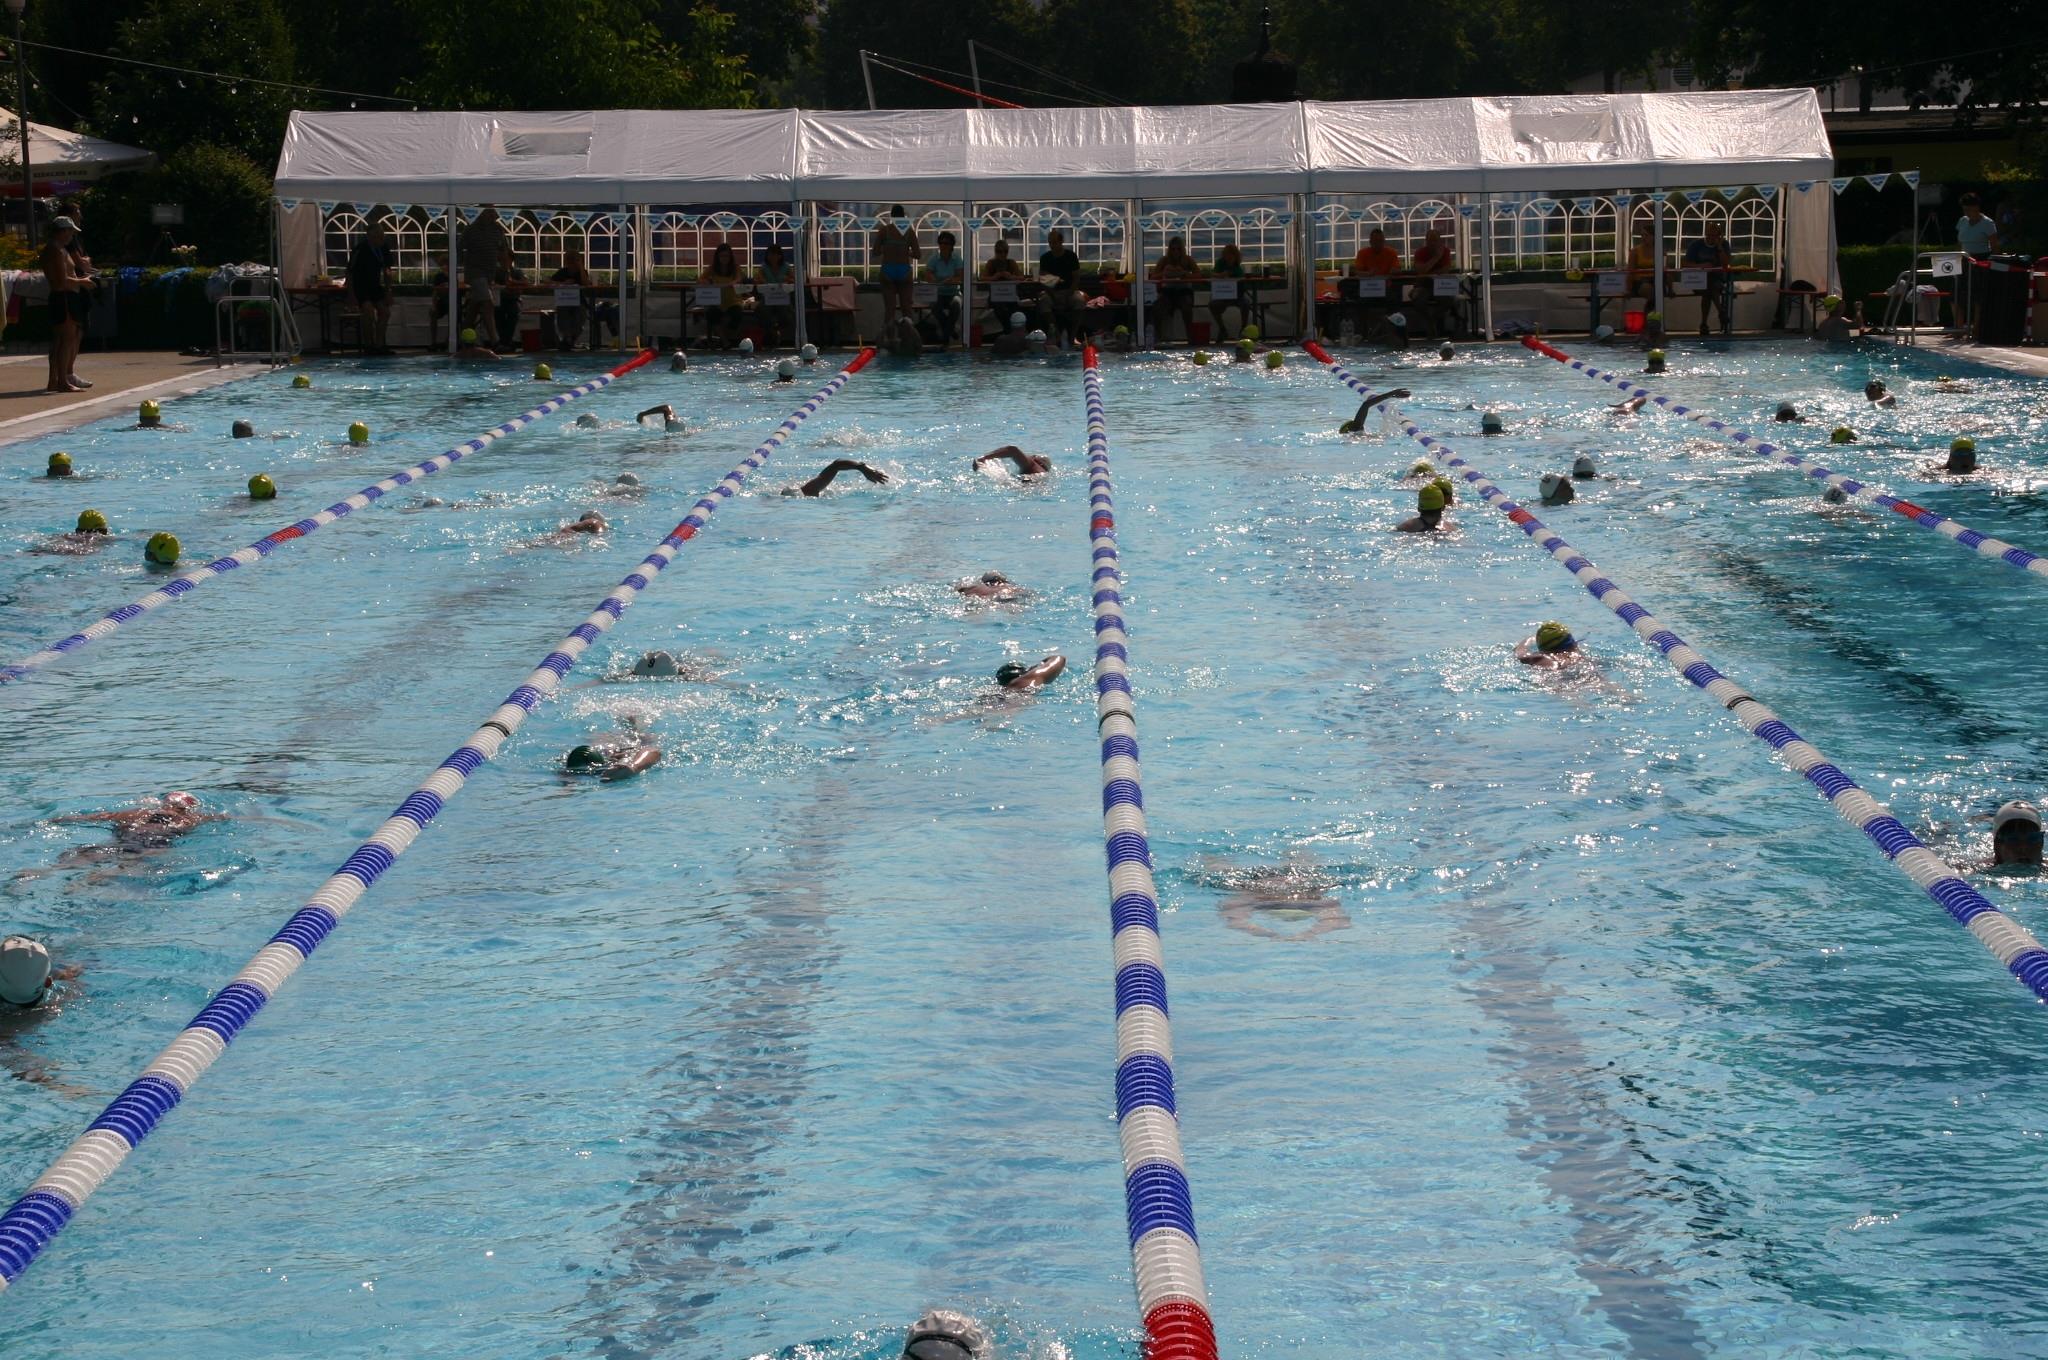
0, 118, 156, 187
272, 91, 1835, 346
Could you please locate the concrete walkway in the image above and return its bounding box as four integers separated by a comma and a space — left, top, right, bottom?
1915, 336, 2048, 379
0, 351, 257, 447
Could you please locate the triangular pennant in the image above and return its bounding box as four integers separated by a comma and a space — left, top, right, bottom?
277, 198, 301, 212
1793, 181, 1815, 193
532, 209, 555, 225
1571, 197, 1593, 213
1383, 205, 1405, 220
1613, 191, 1634, 206
857, 216, 876, 230
1684, 189, 1707, 203
458, 206, 481, 222
316, 200, 337, 214
1829, 177, 1853, 195
1457, 202, 1477, 218
1755, 185, 1777, 202
1718, 186, 1745, 199
1275, 212, 1295, 226
568, 210, 593, 225
1903, 170, 1921, 189
389, 202, 411, 216
351, 202, 373, 215
677, 215, 700, 227
1864, 172, 1890, 192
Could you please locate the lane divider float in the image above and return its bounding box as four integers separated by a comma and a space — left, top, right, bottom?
0, 351, 659, 685
0, 349, 877, 1293
1082, 345, 1218, 1360
1521, 336, 2048, 581
1304, 340, 2048, 1005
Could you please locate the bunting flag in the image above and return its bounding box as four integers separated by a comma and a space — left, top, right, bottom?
1613, 191, 1634, 207
458, 206, 481, 222
1572, 197, 1594, 213
350, 202, 373, 215
1865, 172, 1890, 192
277, 199, 301, 212
1382, 205, 1405, 220
568, 210, 593, 226
316, 200, 337, 214
676, 214, 700, 227
1903, 170, 1921, 189
967, 217, 984, 231
1756, 185, 1778, 202
532, 209, 555, 225
1683, 189, 1707, 204
1792, 181, 1815, 193
1311, 202, 1348, 223
1456, 202, 1478, 218
1275, 212, 1295, 226
856, 215, 877, 230
1718, 186, 1746, 199
1829, 177, 1852, 194
389, 202, 411, 216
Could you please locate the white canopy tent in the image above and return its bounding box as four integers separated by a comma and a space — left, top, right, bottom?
272, 91, 1833, 348
0, 118, 156, 187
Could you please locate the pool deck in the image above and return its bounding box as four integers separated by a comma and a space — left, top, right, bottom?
0, 351, 256, 448
1916, 336, 2048, 379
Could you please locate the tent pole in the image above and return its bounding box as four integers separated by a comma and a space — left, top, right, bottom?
634, 205, 648, 347
1297, 193, 1314, 341
617, 203, 628, 353
1130, 197, 1145, 348
862, 51, 878, 111
1481, 194, 1495, 342
447, 206, 458, 355
959, 199, 972, 350
1652, 191, 1666, 319
1907, 175, 1917, 345
969, 41, 983, 103
792, 196, 807, 351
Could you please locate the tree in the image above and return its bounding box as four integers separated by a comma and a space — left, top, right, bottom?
88, 0, 298, 164
1038, 0, 1208, 106
810, 0, 1037, 108
663, 0, 818, 96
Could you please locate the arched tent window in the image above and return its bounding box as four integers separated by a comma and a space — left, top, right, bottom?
816, 210, 862, 275
1072, 205, 1123, 271
1727, 197, 1775, 268
322, 209, 366, 276
1238, 207, 1287, 268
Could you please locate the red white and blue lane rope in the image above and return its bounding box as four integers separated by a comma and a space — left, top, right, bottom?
1082, 346, 1219, 1360
0, 349, 877, 1295
1303, 340, 2048, 1005
0, 350, 659, 686
1520, 336, 2048, 581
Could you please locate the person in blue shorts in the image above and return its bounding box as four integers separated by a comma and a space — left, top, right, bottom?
875, 205, 919, 332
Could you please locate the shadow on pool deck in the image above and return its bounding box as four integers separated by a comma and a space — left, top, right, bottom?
0, 351, 255, 446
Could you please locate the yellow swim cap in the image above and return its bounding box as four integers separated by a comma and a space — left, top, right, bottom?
347, 421, 370, 445
1831, 426, 1856, 444
1263, 350, 1283, 370
1432, 475, 1455, 505
248, 473, 277, 500
534, 362, 553, 381
1191, 351, 1210, 365
1647, 348, 1666, 363
139, 400, 162, 426
1535, 621, 1574, 653
1951, 436, 1976, 454
75, 509, 108, 534
459, 327, 478, 345
1409, 460, 1434, 477
290, 373, 311, 389
1244, 324, 1262, 342
1418, 483, 1446, 513
145, 531, 180, 565
46, 452, 72, 476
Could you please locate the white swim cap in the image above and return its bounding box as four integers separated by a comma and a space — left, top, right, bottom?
1009, 312, 1027, 329
1540, 472, 1565, 496
1572, 454, 1598, 477
632, 649, 680, 678
777, 358, 798, 379
614, 472, 640, 487
1595, 324, 1615, 340
1481, 410, 1504, 429
1994, 801, 2043, 832
1027, 329, 1047, 343
1388, 312, 1407, 328
575, 412, 600, 428
0, 935, 51, 1007
664, 416, 684, 432
904, 1309, 993, 1360
799, 342, 818, 362
670, 351, 688, 371
1438, 342, 1455, 359
738, 337, 755, 354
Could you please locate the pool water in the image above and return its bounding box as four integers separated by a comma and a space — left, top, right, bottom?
3, 341, 2048, 1358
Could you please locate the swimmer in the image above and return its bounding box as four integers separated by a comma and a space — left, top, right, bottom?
901, 1308, 994, 1360
1395, 482, 1447, 533
1233, 338, 1255, 364
1944, 437, 1978, 474
1864, 378, 1897, 408
799, 342, 818, 364
784, 459, 890, 497
1571, 454, 1598, 480
1431, 475, 1456, 507
775, 357, 798, 382
996, 653, 1066, 690
1933, 374, 1976, 394
1208, 856, 1353, 942
669, 350, 689, 373
637, 403, 684, 433
52, 790, 214, 850
1374, 310, 1411, 349
973, 445, 1052, 478
1539, 472, 1575, 506
1401, 460, 1434, 481
1774, 401, 1803, 422
1593, 323, 1616, 343
955, 570, 1027, 602
1821, 485, 1851, 506
35, 509, 113, 555
560, 510, 608, 535
1992, 801, 2044, 868
1338, 387, 1410, 434
1438, 341, 1455, 361
454, 327, 497, 360
231, 419, 255, 439
0, 936, 85, 1092
630, 649, 680, 678
1480, 410, 1505, 435
563, 731, 661, 782
1610, 394, 1648, 415
45, 452, 73, 478
575, 412, 602, 429
605, 472, 645, 499
1515, 620, 1582, 668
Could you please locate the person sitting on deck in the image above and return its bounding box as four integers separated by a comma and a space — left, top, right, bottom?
755, 242, 797, 349
1409, 228, 1455, 337
1151, 236, 1199, 345
924, 232, 965, 347
1209, 242, 1249, 341
1037, 229, 1086, 347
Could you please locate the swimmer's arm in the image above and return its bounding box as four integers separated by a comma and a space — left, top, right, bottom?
635, 404, 674, 422
795, 460, 886, 496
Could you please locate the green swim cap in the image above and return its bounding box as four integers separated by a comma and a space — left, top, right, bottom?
459, 327, 478, 345
1822, 294, 1843, 310
1113, 324, 1130, 335
248, 473, 277, 500
1645, 311, 1663, 324
139, 399, 162, 426
1432, 475, 1455, 505
1535, 621, 1574, 653
46, 452, 72, 476
75, 509, 108, 534
1647, 348, 1666, 363
1831, 426, 1856, 444
1417, 483, 1446, 513
1191, 351, 1210, 365
533, 362, 553, 382
290, 373, 311, 389
145, 531, 180, 565
347, 421, 370, 445
1263, 349, 1283, 370
1409, 460, 1434, 478
565, 744, 603, 771
995, 661, 1028, 686
1244, 324, 1262, 342
1951, 436, 1977, 455
1237, 337, 1253, 351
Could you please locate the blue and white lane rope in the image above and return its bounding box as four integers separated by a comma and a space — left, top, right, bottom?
1081, 346, 1219, 1360
1522, 336, 2048, 581
0, 350, 658, 686
0, 349, 878, 1294
1303, 340, 2048, 1005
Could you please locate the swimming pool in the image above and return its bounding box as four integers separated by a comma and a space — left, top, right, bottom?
3, 339, 2047, 1358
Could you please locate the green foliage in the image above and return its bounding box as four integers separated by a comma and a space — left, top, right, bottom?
1040, 0, 1208, 105
95, 143, 272, 264
670, 0, 817, 92
89, 0, 298, 164
1837, 244, 1920, 308
811, 0, 1038, 107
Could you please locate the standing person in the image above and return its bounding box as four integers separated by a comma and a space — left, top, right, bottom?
1955, 193, 2000, 329
701, 241, 745, 348
756, 241, 798, 349
1037, 228, 1085, 347
923, 231, 964, 347
1208, 241, 1248, 341
874, 205, 920, 331
58, 199, 99, 348
460, 206, 511, 347
1150, 236, 1199, 345
1685, 221, 1734, 336
42, 219, 88, 393
347, 219, 395, 354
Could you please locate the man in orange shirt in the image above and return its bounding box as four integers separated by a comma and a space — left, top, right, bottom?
1350, 227, 1400, 276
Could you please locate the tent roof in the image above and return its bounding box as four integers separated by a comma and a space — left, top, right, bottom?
274, 92, 1831, 205
0, 119, 156, 182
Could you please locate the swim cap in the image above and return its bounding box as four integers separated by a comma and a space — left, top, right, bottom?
1822, 485, 1848, 504
670, 350, 689, 372
1431, 475, 1455, 505
1408, 460, 1434, 477
1438, 342, 1455, 360
565, 744, 604, 771
1830, 426, 1855, 444
1263, 350, 1283, 369
1244, 324, 1262, 342
994, 661, 1028, 686
1027, 329, 1047, 343
290, 373, 311, 389
632, 649, 679, 677
1009, 312, 1026, 329
738, 337, 755, 353
1540, 472, 1565, 498
1191, 350, 1210, 365
1572, 455, 1597, 478
1994, 801, 2043, 832
347, 421, 370, 445
1645, 311, 1663, 324
1417, 483, 1446, 513
1480, 410, 1504, 432
1387, 312, 1407, 328
0, 936, 51, 1007
904, 1308, 993, 1360
138, 399, 162, 426
1647, 348, 1665, 363
1775, 401, 1798, 420
979, 571, 1008, 585
575, 412, 600, 428
1822, 294, 1843, 311
1950, 436, 1976, 455
534, 362, 553, 382
46, 452, 72, 476
1594, 324, 1615, 340
1535, 621, 1575, 653
776, 358, 797, 379
145, 531, 179, 565
75, 509, 108, 534
247, 473, 276, 500
1864, 379, 1886, 398
163, 791, 198, 812
459, 327, 478, 345
799, 343, 818, 362
1113, 324, 1130, 335
614, 472, 640, 487
231, 419, 255, 439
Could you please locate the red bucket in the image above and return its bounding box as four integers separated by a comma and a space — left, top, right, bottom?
1622, 309, 1647, 335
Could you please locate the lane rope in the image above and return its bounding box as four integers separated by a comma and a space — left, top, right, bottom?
0, 349, 877, 1293
1520, 336, 2048, 581
1082, 345, 1219, 1360
1303, 339, 2048, 1005
0, 350, 658, 685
